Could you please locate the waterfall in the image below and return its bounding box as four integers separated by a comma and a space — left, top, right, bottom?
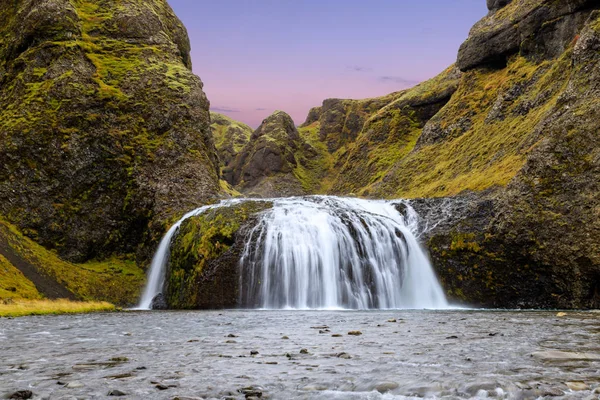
239, 197, 447, 309
137, 196, 448, 310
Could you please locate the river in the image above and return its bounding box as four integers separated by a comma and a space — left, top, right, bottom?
1, 310, 599, 399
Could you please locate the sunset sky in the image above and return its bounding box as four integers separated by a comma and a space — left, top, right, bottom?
169, 1, 488, 127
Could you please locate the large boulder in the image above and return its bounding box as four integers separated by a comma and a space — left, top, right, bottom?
0, 0, 220, 263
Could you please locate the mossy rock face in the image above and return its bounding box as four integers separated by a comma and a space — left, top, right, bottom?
457, 0, 598, 71
210, 112, 252, 170
166, 201, 272, 309
0, 0, 220, 263
226, 111, 310, 197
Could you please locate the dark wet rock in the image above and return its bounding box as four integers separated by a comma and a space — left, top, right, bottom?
151, 293, 168, 310
238, 387, 263, 399
156, 384, 169, 390
299, 349, 309, 354
227, 334, 238, 338
107, 390, 127, 397
171, 397, 204, 400
8, 391, 33, 400
543, 388, 565, 397
281, 336, 289, 340
446, 336, 459, 339
348, 331, 362, 336
332, 334, 343, 338
250, 350, 259, 356
336, 352, 352, 359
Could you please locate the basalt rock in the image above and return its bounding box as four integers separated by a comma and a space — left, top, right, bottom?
0, 0, 220, 263
226, 111, 309, 197
458, 0, 599, 71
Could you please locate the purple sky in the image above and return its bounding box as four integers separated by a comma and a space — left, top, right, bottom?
169, 1, 488, 128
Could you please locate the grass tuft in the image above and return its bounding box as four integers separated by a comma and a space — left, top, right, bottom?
0, 299, 115, 318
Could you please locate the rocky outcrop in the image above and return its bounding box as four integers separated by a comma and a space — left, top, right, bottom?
225, 111, 313, 197
410, 9, 600, 309
165, 201, 272, 309
0, 0, 220, 263
210, 112, 252, 170
458, 0, 599, 71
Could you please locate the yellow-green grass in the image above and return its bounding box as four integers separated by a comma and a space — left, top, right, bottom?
0, 218, 146, 306
0, 299, 115, 318
371, 54, 570, 198
0, 254, 42, 300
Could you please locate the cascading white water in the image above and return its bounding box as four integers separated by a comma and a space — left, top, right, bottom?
137, 196, 448, 310
239, 197, 447, 309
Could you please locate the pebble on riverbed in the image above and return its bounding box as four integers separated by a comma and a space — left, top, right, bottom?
8, 391, 33, 399
348, 331, 362, 336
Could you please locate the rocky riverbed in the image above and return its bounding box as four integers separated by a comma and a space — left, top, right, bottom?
1, 310, 599, 399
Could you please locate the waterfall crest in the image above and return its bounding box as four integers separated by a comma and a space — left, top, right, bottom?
138, 196, 448, 310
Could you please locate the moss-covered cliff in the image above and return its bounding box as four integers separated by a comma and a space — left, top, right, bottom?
210, 112, 252, 171
0, 216, 144, 305
412, 3, 600, 309
0, 0, 220, 265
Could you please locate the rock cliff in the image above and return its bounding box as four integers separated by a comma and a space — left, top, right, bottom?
0, 0, 220, 264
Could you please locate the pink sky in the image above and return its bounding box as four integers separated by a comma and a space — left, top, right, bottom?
169, 1, 487, 128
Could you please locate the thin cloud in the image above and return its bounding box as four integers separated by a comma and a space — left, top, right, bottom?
255, 108, 268, 111
211, 106, 241, 113
378, 76, 419, 86
347, 65, 372, 72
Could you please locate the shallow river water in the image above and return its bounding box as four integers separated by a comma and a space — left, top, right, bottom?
1, 310, 599, 399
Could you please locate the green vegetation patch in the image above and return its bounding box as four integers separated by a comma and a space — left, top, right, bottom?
168, 201, 272, 308
0, 254, 42, 300
0, 217, 145, 306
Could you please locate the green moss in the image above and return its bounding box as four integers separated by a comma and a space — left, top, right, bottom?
167, 201, 272, 308
0, 217, 145, 306
371, 55, 571, 198
0, 254, 42, 300
294, 122, 335, 193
